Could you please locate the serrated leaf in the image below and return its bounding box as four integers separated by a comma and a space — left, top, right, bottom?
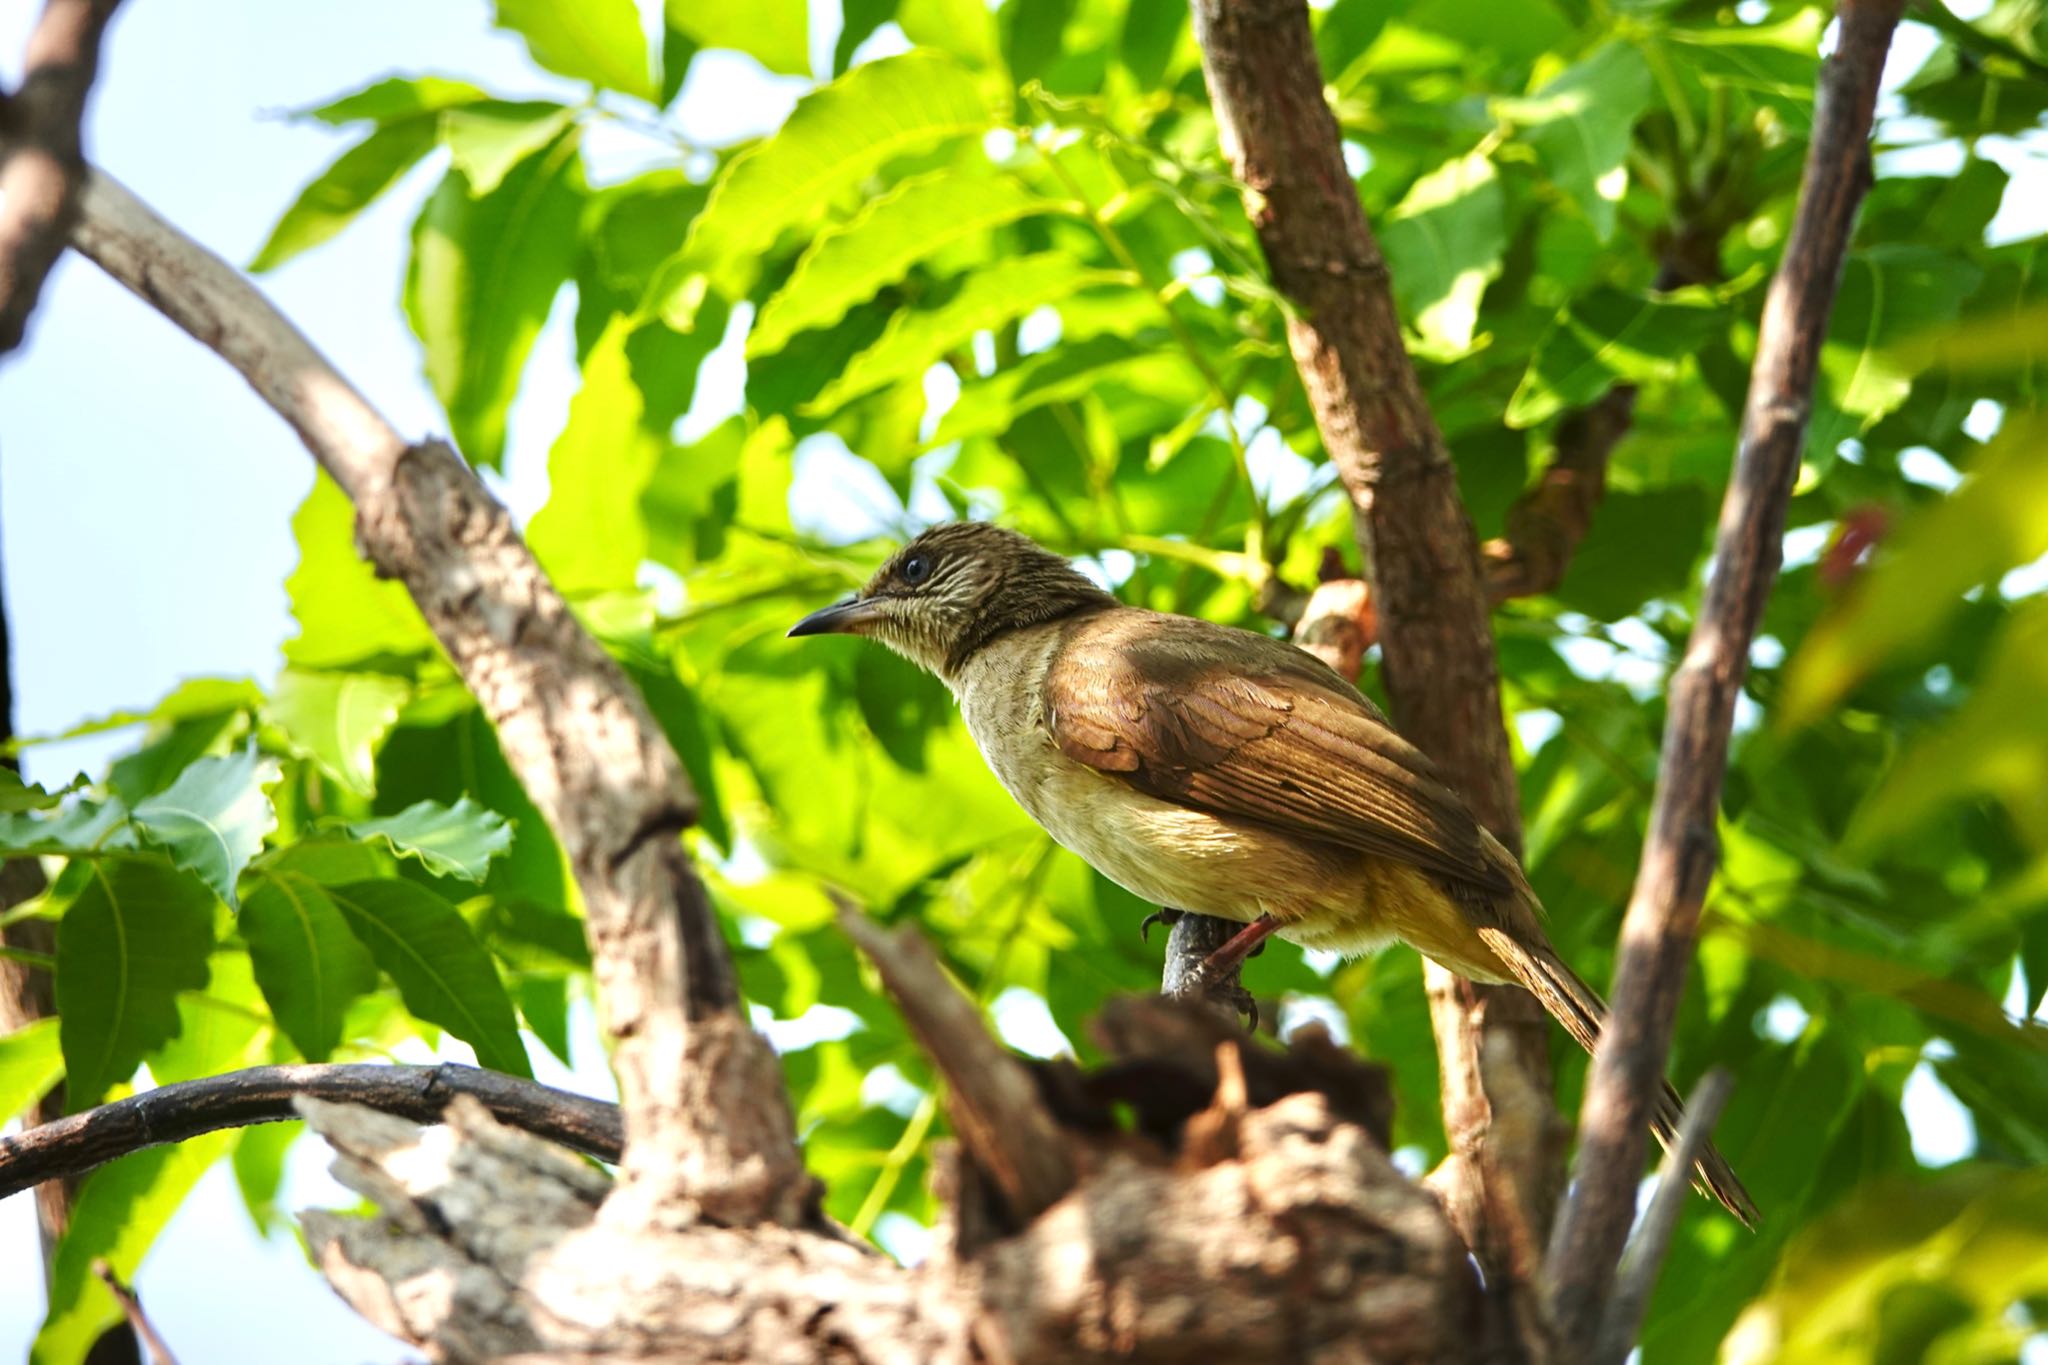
441, 100, 580, 195
406, 130, 584, 470
0, 798, 135, 857
285, 472, 434, 668
492, 0, 657, 101
346, 797, 515, 882
241, 872, 379, 1062
0, 768, 81, 812
327, 879, 531, 1076
667, 0, 811, 77
52, 861, 216, 1108
750, 166, 1059, 356
131, 747, 280, 908
808, 253, 1129, 411
527, 317, 664, 592
302, 74, 491, 126
0, 1017, 63, 1122
1497, 43, 1652, 241
250, 117, 440, 273
686, 51, 996, 278
266, 669, 412, 796
32, 1132, 236, 1365
1379, 151, 1505, 355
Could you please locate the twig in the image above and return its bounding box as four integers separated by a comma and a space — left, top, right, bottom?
0, 0, 121, 355
1188, 0, 1556, 1335
57, 168, 804, 1226
1593, 1069, 1735, 1365
91, 1260, 179, 1365
0, 1063, 624, 1198
1545, 4, 1905, 1353
837, 898, 1077, 1222
1481, 387, 1636, 602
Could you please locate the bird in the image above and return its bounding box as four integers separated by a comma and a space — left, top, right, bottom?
788, 520, 1758, 1226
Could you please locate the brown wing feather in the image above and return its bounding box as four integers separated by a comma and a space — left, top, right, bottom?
1045, 612, 1513, 897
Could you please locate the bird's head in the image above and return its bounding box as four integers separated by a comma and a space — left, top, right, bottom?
787, 522, 1115, 680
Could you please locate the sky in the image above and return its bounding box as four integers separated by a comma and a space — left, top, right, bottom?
0, 0, 2040, 1360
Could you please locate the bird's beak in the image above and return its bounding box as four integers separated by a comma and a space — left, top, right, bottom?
787, 596, 884, 638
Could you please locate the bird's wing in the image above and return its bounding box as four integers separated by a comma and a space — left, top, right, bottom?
1044, 616, 1513, 896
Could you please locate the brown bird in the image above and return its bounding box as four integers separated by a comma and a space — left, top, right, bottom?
789, 521, 1757, 1226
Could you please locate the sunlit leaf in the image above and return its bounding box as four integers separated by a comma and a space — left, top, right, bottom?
492, 0, 656, 101
441, 100, 579, 195
242, 871, 380, 1061
809, 254, 1130, 411
250, 117, 440, 272
284, 470, 435, 668
406, 129, 584, 469
328, 879, 532, 1076
52, 860, 216, 1108
266, 669, 411, 796
131, 746, 280, 908
345, 796, 515, 883
1497, 43, 1652, 241
0, 1018, 63, 1123
686, 51, 997, 279
1379, 151, 1505, 355
300, 74, 491, 126
667, 0, 811, 77
527, 317, 666, 592
750, 166, 1061, 356
1507, 285, 1726, 428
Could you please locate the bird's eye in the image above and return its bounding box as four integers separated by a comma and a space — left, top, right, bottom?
900, 553, 933, 586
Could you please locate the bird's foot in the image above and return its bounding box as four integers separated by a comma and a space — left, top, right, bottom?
1140, 907, 1185, 943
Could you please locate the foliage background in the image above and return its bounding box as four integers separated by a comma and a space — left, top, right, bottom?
3, 0, 2048, 1360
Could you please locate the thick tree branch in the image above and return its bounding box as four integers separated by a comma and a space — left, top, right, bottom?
838, 903, 1077, 1223
1189, 0, 1557, 1328
0, 0, 120, 356
56, 168, 804, 1227
0, 1063, 625, 1199
1545, 5, 1905, 1353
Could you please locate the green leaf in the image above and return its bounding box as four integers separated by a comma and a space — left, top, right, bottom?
492, 0, 657, 101
345, 797, 515, 883
250, 117, 440, 273
1507, 285, 1726, 428
231, 1120, 301, 1237
0, 768, 80, 812
131, 746, 280, 908
285, 469, 435, 667
750, 166, 1059, 356
667, 0, 811, 77
328, 879, 531, 1076
526, 317, 664, 592
1378, 151, 1506, 356
32, 1133, 236, 1365
52, 860, 216, 1108
1554, 486, 1710, 620
1810, 246, 1983, 451
1663, 10, 1823, 106
686, 50, 996, 278
241, 872, 380, 1062
406, 130, 584, 469
301, 74, 491, 126
1497, 43, 1652, 241
441, 101, 580, 195
896, 0, 1000, 69
931, 332, 1193, 447
0, 1017, 62, 1122
809, 253, 1129, 411
0, 798, 135, 857
1785, 415, 2048, 724
265, 669, 412, 796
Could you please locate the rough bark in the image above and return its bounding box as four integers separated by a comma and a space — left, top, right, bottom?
300, 997, 1469, 1364
1187, 0, 1557, 1339
0, 0, 120, 355
1543, 4, 1906, 1355
60, 169, 804, 1230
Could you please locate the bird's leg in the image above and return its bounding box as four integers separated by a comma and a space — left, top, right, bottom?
1161, 913, 1275, 1029
1139, 907, 1184, 942
1198, 915, 1279, 981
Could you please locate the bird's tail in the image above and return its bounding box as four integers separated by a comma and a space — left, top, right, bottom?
1474, 926, 1760, 1229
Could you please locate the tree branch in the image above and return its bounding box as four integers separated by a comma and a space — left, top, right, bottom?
0, 0, 120, 356
1189, 0, 1557, 1330
837, 902, 1077, 1224
56, 168, 805, 1227
0, 1063, 625, 1199
1545, 5, 1905, 1352
92, 1261, 179, 1365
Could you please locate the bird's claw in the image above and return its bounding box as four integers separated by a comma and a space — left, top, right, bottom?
1140, 907, 1185, 943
